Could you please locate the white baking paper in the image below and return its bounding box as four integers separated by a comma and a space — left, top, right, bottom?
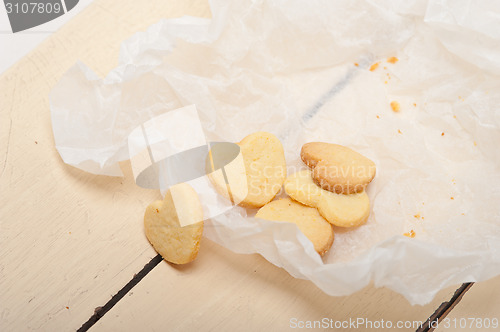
50, 0, 500, 305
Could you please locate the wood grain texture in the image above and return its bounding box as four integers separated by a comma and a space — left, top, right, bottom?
94, 239, 461, 332
436, 276, 500, 331
0, 0, 210, 330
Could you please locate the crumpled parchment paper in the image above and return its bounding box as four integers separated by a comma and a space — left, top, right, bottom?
50, 0, 500, 305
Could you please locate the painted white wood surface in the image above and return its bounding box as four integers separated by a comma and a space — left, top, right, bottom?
1, 0, 498, 331
436, 275, 500, 332
94, 239, 460, 332
0, 0, 210, 330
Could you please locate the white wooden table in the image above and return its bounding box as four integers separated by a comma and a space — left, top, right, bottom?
1, 0, 499, 331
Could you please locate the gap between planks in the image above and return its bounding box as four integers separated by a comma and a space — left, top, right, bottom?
76, 252, 474, 332
77, 254, 163, 332
418, 282, 475, 332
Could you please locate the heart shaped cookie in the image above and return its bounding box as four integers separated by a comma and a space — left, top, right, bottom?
285, 169, 370, 227
209, 132, 286, 208
144, 183, 204, 264
301, 142, 376, 194
256, 198, 334, 256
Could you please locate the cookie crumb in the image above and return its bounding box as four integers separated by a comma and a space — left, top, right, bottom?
441, 132, 444, 136
391, 101, 400, 112
474, 141, 477, 146
453, 115, 457, 119
413, 103, 417, 107
387, 56, 398, 64
398, 129, 402, 134
414, 213, 421, 219
376, 115, 380, 119
65, 306, 69, 310
156, 208, 159, 213
369, 62, 380, 71
403, 230, 416, 238
35, 141, 38, 144
69, 232, 71, 235
450, 197, 454, 200
384, 81, 388, 84
354, 63, 359, 67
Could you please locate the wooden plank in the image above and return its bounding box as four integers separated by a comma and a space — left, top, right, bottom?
93, 239, 460, 332
418, 283, 474, 332
435, 276, 500, 331
0, 0, 210, 330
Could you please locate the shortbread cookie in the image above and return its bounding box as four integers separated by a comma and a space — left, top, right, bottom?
256, 198, 334, 256
301, 142, 376, 194
144, 183, 204, 264
285, 169, 370, 227
209, 132, 286, 208
284, 169, 323, 207
316, 190, 370, 227
207, 147, 248, 205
